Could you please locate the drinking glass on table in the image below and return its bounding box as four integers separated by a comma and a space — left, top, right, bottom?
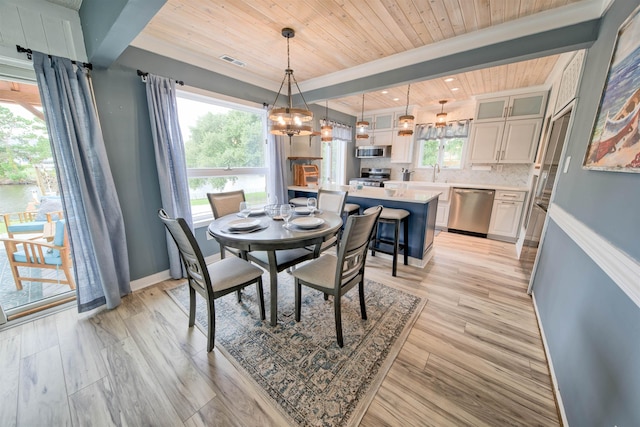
306, 197, 317, 217
280, 204, 293, 228
239, 201, 251, 218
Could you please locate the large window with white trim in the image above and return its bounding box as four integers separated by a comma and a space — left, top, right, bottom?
319, 121, 351, 185
176, 91, 268, 222
415, 120, 470, 169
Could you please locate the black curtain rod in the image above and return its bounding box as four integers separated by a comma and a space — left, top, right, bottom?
16, 45, 93, 70
137, 69, 184, 86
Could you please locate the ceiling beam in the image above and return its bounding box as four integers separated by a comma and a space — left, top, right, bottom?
17, 103, 44, 121
79, 0, 167, 68
0, 89, 41, 105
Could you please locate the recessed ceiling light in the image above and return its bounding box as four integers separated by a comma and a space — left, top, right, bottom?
393, 97, 400, 101
444, 77, 455, 82
382, 90, 388, 94
451, 87, 459, 91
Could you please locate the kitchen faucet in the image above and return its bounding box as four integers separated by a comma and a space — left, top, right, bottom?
432, 163, 440, 182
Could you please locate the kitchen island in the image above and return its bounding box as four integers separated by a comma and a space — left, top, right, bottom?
288, 185, 440, 268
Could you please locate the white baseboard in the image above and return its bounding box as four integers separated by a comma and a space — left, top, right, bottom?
532, 291, 569, 427
129, 253, 221, 292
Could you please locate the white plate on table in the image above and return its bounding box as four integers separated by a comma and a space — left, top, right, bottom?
289, 217, 325, 229
294, 207, 312, 215
227, 218, 261, 231
249, 208, 265, 216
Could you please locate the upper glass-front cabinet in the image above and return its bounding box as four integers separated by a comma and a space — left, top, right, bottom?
475, 92, 547, 122
374, 113, 394, 130
476, 97, 509, 121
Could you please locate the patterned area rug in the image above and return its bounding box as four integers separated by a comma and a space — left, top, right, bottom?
166, 271, 425, 427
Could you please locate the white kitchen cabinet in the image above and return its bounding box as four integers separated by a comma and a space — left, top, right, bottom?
371, 130, 393, 146
475, 92, 548, 122
470, 118, 541, 164
435, 203, 450, 229
501, 119, 542, 163
488, 190, 525, 241
391, 134, 414, 163
356, 114, 394, 146
373, 113, 394, 130
390, 107, 418, 163
469, 122, 505, 163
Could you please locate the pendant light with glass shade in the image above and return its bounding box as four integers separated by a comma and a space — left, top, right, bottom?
321, 100, 333, 142
356, 93, 369, 139
268, 28, 313, 138
397, 84, 415, 136
435, 100, 448, 127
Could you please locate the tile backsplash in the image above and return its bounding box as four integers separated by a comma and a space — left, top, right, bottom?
361, 158, 531, 187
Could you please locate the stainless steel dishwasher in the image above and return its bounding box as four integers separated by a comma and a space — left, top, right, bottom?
448, 188, 495, 236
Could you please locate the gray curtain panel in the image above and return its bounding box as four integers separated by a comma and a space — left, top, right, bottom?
144, 74, 193, 279
267, 133, 288, 205
32, 52, 131, 312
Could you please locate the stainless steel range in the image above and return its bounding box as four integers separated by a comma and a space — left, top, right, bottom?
349, 168, 391, 187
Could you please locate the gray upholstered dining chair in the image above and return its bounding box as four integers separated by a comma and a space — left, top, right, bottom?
292, 205, 382, 347
158, 209, 265, 352
315, 188, 347, 252
207, 190, 245, 259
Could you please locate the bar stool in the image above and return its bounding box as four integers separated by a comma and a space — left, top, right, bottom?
364, 206, 409, 277
344, 203, 360, 217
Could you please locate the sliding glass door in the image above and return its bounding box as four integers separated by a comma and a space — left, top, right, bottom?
0, 76, 76, 320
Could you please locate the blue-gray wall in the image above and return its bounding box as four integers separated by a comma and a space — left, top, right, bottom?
532, 0, 640, 425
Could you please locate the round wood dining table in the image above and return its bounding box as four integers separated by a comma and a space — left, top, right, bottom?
207, 210, 343, 326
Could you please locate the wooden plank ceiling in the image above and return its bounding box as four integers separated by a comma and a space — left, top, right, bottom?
133, 0, 584, 112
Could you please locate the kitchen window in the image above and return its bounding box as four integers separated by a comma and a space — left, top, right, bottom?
320, 121, 352, 185
416, 120, 470, 169
176, 91, 268, 223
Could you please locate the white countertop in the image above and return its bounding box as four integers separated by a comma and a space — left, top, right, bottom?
289, 185, 441, 204
384, 180, 528, 192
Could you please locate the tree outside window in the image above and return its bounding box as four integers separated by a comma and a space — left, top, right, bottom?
176, 92, 268, 220
0, 105, 51, 182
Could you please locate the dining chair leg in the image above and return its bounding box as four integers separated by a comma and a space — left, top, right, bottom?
188, 284, 196, 327
334, 296, 343, 348
236, 289, 242, 303
359, 280, 367, 320
256, 278, 266, 320
370, 222, 379, 257
294, 279, 302, 322
324, 293, 329, 301
206, 298, 216, 352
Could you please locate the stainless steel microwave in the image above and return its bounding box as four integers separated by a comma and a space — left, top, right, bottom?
355, 146, 389, 158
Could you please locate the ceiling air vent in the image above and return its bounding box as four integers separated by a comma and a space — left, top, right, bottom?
219, 55, 246, 68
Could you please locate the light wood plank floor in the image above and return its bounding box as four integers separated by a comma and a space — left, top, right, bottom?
0, 231, 559, 426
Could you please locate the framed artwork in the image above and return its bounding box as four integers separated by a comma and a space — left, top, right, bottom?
584, 5, 640, 172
